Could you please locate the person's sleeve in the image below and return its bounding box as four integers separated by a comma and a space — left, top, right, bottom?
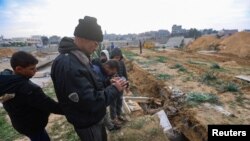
121, 61, 128, 79
24, 84, 64, 115
103, 77, 111, 88
121, 61, 129, 88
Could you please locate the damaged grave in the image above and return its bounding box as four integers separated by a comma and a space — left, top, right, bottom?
110, 60, 190, 141
121, 47, 250, 141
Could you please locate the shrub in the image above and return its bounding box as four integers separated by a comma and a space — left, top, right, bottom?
186, 92, 219, 105
156, 56, 167, 63
171, 63, 182, 69
157, 74, 171, 80
178, 66, 187, 72
201, 71, 217, 83
211, 63, 220, 69
223, 83, 239, 92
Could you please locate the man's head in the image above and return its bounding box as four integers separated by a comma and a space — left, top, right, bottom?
100, 50, 109, 63
73, 16, 103, 56
102, 59, 119, 76
10, 51, 38, 78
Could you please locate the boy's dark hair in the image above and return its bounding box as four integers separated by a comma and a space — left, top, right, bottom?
103, 59, 119, 70
100, 52, 106, 57
10, 51, 38, 70
110, 48, 123, 59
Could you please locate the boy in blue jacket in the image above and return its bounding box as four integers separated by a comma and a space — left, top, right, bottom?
92, 59, 123, 131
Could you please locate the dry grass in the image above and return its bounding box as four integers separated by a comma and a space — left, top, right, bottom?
109, 115, 169, 141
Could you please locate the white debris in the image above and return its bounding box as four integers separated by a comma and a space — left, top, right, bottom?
169, 86, 185, 99
155, 110, 172, 133
204, 103, 234, 117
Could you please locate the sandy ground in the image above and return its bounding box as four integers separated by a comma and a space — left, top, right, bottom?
124, 47, 250, 141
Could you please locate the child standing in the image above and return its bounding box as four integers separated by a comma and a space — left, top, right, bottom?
92, 59, 123, 131
109, 48, 128, 125
0, 51, 63, 141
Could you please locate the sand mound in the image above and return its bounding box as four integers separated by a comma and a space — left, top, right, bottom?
0, 48, 16, 57
219, 32, 250, 58
187, 35, 221, 51
187, 32, 250, 58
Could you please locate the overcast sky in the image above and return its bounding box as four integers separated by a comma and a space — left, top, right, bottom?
0, 0, 249, 38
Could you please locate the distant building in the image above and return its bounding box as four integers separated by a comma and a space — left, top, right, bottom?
155, 30, 170, 44
200, 28, 218, 35
172, 25, 185, 35
8, 36, 43, 47
0, 35, 3, 41
166, 36, 184, 48
27, 36, 43, 47
49, 35, 61, 44
183, 38, 194, 46
0, 35, 4, 47
12, 37, 27, 44
218, 29, 238, 37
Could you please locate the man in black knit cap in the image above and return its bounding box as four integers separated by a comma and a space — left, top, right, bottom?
51, 16, 128, 141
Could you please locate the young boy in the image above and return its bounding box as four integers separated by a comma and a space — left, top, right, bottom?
110, 48, 128, 125
92, 59, 123, 131
93, 59, 119, 87
0, 51, 63, 141
92, 49, 110, 66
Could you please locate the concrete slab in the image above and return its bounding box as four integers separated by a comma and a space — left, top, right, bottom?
124, 96, 152, 103
235, 75, 250, 82
155, 110, 172, 133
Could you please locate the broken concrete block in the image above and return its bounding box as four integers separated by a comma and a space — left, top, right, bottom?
124, 96, 152, 103
127, 100, 143, 112
122, 98, 131, 114
155, 110, 172, 133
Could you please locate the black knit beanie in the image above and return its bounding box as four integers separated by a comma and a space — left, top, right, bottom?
74, 16, 103, 42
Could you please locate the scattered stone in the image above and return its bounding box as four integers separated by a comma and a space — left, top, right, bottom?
169, 87, 185, 99
203, 103, 235, 117
166, 106, 178, 115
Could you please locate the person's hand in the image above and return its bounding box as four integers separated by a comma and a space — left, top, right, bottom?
112, 78, 128, 92
125, 87, 130, 93
110, 77, 120, 83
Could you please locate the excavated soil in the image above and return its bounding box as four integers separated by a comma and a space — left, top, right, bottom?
187, 32, 250, 58
0, 48, 16, 58
124, 47, 250, 141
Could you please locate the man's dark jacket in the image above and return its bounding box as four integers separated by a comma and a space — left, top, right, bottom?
51, 37, 120, 129
0, 69, 63, 135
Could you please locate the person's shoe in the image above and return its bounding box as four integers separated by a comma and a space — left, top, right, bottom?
108, 124, 121, 131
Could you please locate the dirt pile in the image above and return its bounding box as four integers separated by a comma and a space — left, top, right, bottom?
34, 51, 49, 57
187, 32, 250, 58
187, 35, 221, 51
126, 60, 167, 98
0, 48, 16, 57
219, 32, 250, 57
